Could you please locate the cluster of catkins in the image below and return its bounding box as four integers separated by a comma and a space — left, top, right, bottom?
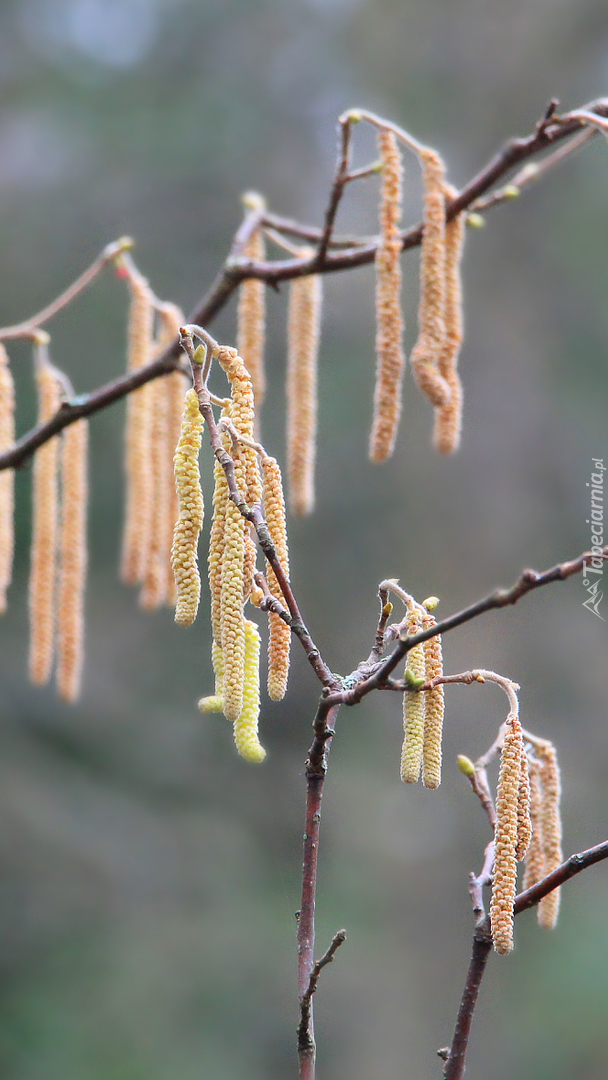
400, 597, 445, 790
490, 718, 563, 954
170, 344, 291, 764
371, 130, 465, 462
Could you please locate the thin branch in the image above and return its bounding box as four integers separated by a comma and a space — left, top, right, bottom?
297, 929, 346, 1068
313, 115, 354, 267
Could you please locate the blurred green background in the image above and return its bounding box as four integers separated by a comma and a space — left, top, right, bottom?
0, 1, 607, 1078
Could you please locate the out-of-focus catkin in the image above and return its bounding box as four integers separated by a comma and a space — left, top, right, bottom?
0, 344, 15, 612
421, 611, 444, 789
490, 714, 523, 954
537, 741, 562, 929
410, 148, 452, 408
233, 619, 266, 763
286, 263, 322, 514
29, 353, 60, 686
401, 610, 425, 784
522, 755, 545, 892
515, 745, 532, 861
433, 183, 465, 455
370, 129, 405, 463
171, 388, 205, 627
262, 454, 291, 701
56, 419, 88, 702
237, 226, 266, 409
140, 373, 171, 609
121, 274, 155, 585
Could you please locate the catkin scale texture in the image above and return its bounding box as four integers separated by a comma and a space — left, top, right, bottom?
490, 715, 523, 954
0, 344, 15, 612
262, 456, 291, 701
171, 389, 205, 627
370, 129, 405, 463
421, 612, 444, 789
433, 184, 465, 454
286, 271, 322, 514
522, 756, 546, 892
537, 743, 562, 929
400, 611, 425, 784
220, 499, 246, 722
29, 363, 61, 685
233, 619, 266, 763
56, 418, 88, 702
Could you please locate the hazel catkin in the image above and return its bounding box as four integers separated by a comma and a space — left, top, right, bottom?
433, 183, 465, 454
233, 619, 266, 763
29, 351, 61, 686
56, 418, 88, 703
262, 454, 291, 701
400, 610, 425, 784
370, 128, 405, 463
490, 714, 523, 955
537, 741, 563, 930
121, 274, 155, 585
237, 224, 266, 409
171, 388, 205, 627
421, 611, 444, 790
286, 265, 322, 514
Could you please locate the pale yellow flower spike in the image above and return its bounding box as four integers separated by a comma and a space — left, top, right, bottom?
515, 744, 532, 861
400, 610, 426, 784
537, 741, 563, 930
0, 344, 15, 613
171, 388, 205, 627
262, 455, 291, 701
220, 499, 246, 722
433, 182, 466, 455
233, 619, 266, 763
421, 610, 444, 790
198, 640, 225, 715
121, 274, 155, 585
209, 443, 230, 645
56, 418, 88, 703
410, 148, 452, 408
490, 713, 523, 955
153, 302, 187, 607
140, 374, 171, 609
286, 263, 322, 514
370, 128, 405, 463
522, 756, 546, 892
29, 349, 61, 686
237, 225, 266, 409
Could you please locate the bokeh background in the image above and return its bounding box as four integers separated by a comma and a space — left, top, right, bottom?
0, 1, 607, 1078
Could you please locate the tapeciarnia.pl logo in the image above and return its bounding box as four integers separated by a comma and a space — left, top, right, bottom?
582, 458, 605, 620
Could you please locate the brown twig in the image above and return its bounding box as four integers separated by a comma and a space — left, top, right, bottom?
297, 928, 347, 1071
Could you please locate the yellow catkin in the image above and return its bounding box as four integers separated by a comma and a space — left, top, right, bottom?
262, 455, 291, 701
515, 744, 532, 861
209, 446, 230, 644
233, 619, 266, 763
56, 418, 88, 703
198, 640, 225, 714
152, 301, 187, 607
243, 530, 258, 604
286, 266, 322, 515
370, 128, 405, 463
490, 714, 523, 955
29, 357, 61, 686
537, 742, 563, 930
237, 227, 266, 409
171, 388, 205, 627
522, 756, 545, 892
433, 183, 466, 455
410, 148, 452, 408
421, 612, 444, 790
140, 373, 171, 609
120, 275, 155, 585
0, 344, 15, 612
400, 611, 426, 784
220, 499, 246, 722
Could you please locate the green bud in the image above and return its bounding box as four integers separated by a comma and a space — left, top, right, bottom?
457, 754, 475, 777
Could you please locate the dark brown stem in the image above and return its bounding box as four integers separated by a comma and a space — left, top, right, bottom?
297, 699, 340, 1080
313, 116, 353, 267
297, 929, 346, 1071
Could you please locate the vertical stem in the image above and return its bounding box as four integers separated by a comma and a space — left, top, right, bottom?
297, 700, 340, 1079
444, 923, 493, 1080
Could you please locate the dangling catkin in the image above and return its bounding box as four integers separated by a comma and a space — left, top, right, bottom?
237, 225, 266, 409
209, 437, 230, 644
233, 619, 266, 763
433, 183, 465, 454
537, 741, 563, 930
421, 611, 444, 789
490, 714, 523, 954
0, 344, 15, 612
400, 610, 425, 784
286, 264, 322, 515
120, 274, 155, 585
56, 419, 88, 702
262, 454, 291, 701
410, 148, 452, 408
370, 128, 405, 463
515, 744, 532, 861
171, 388, 205, 627
220, 498, 246, 722
522, 755, 545, 891
29, 351, 60, 686
198, 640, 225, 714
140, 373, 170, 609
